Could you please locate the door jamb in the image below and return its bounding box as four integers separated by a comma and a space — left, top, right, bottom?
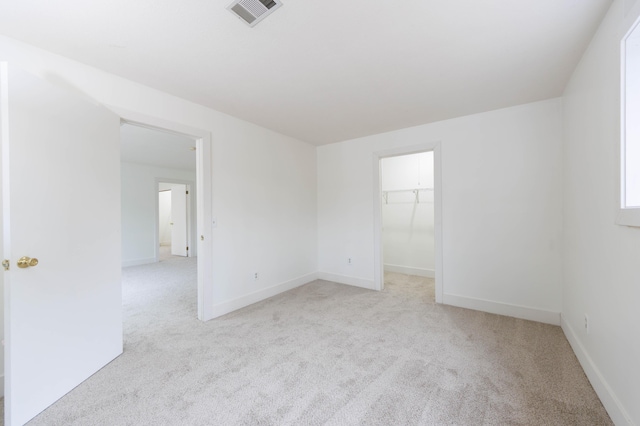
0, 62, 8, 404
373, 142, 443, 303
113, 107, 214, 321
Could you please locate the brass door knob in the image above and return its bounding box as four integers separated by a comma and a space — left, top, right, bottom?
17, 256, 38, 268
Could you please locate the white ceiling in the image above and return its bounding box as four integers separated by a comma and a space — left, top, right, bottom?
0, 0, 612, 145
120, 123, 196, 171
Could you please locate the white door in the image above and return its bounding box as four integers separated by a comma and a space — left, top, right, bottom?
1, 64, 123, 425
158, 190, 172, 246
170, 184, 188, 257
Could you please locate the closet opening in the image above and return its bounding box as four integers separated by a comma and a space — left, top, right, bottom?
380, 152, 435, 302
373, 143, 443, 303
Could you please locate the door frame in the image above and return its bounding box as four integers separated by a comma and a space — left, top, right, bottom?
114, 107, 214, 321
0, 62, 7, 400
155, 179, 194, 261
372, 142, 444, 302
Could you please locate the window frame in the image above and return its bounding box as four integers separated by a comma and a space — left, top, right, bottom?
617, 3, 640, 227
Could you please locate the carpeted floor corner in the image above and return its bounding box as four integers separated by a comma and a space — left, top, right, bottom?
26, 256, 611, 425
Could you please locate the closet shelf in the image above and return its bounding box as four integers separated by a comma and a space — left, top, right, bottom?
382, 188, 434, 204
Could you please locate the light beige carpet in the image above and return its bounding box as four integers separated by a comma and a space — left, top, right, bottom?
384, 271, 435, 304
26, 259, 611, 425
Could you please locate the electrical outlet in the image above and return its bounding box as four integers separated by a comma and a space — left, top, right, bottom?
584, 314, 589, 334
348, 258, 352, 265
254, 272, 259, 281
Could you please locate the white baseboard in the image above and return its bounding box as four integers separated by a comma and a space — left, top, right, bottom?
443, 293, 561, 325
208, 272, 319, 319
317, 272, 376, 290
561, 316, 634, 426
122, 257, 156, 268
384, 264, 435, 278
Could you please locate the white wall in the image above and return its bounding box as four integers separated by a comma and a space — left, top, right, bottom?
0, 35, 318, 314
562, 0, 640, 424
318, 98, 564, 324
121, 163, 196, 266
381, 152, 435, 277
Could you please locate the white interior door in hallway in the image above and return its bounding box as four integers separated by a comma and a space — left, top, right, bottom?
158, 189, 172, 246
0, 63, 122, 426
170, 184, 188, 257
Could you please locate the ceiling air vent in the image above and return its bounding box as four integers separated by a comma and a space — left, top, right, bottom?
227, 0, 283, 27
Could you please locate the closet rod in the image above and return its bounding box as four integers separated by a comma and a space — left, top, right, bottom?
382, 188, 434, 204
383, 188, 433, 193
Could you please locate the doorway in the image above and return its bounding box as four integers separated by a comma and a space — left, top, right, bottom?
158, 182, 191, 260
120, 123, 197, 264
380, 152, 435, 302
114, 109, 213, 321
373, 142, 443, 302
119, 117, 212, 320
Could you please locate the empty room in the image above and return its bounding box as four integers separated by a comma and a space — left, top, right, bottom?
0, 0, 639, 425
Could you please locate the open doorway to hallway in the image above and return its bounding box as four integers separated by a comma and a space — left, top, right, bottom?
120, 122, 199, 314
380, 151, 435, 303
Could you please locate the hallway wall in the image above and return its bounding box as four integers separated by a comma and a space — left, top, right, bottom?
121, 163, 196, 266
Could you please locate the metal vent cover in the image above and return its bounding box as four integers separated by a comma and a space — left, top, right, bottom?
227, 0, 283, 27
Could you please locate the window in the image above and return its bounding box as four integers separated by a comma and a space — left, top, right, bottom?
619, 11, 640, 226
